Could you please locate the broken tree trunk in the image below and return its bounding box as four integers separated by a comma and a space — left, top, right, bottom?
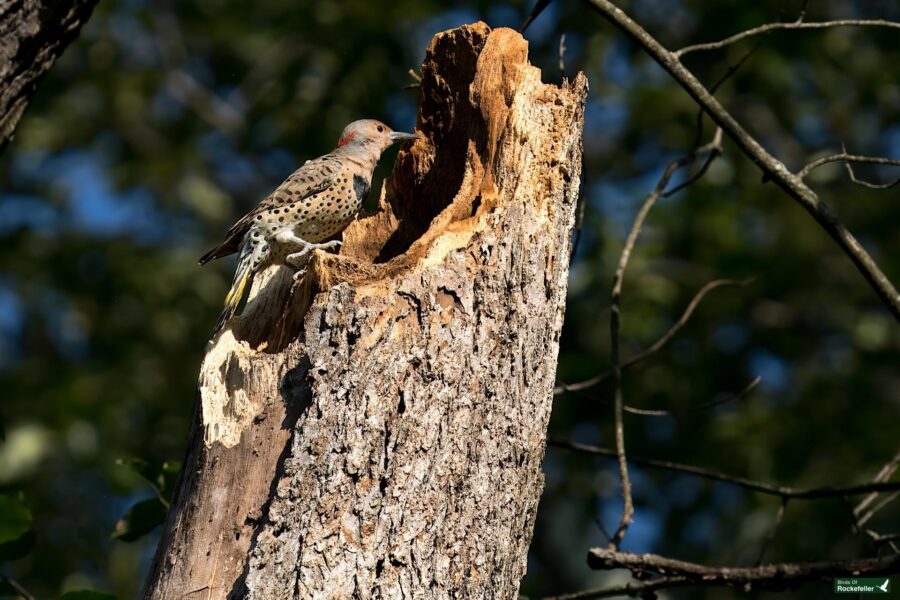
144, 22, 587, 599
0, 0, 98, 154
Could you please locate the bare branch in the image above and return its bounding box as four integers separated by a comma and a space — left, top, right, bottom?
869, 531, 900, 550
606, 131, 724, 548
543, 551, 900, 598
799, 153, 900, 182
555, 277, 751, 395
580, 0, 900, 320
618, 376, 760, 417
549, 440, 900, 499
520, 0, 553, 34
0, 576, 35, 600
663, 134, 721, 196
585, 548, 900, 593
855, 448, 900, 525
675, 20, 900, 58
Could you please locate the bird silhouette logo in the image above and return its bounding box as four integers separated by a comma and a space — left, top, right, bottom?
876, 579, 890, 593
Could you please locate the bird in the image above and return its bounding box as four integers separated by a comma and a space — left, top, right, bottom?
200, 119, 418, 333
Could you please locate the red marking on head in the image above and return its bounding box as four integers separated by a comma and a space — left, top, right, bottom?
338, 131, 357, 147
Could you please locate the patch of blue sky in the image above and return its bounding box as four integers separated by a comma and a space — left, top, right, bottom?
261, 148, 298, 181
665, 475, 702, 508
598, 494, 665, 553
883, 124, 900, 156
747, 350, 790, 393
713, 320, 748, 355
106, 11, 160, 69
0, 281, 24, 368
570, 421, 602, 446
384, 92, 418, 135
644, 415, 676, 444
794, 113, 829, 148
583, 96, 630, 154
51, 153, 169, 243
602, 39, 638, 89
0, 194, 62, 235
40, 290, 90, 361
150, 85, 188, 123
492, 1, 560, 46
198, 131, 261, 192
403, 8, 482, 63
711, 480, 745, 511
681, 509, 718, 549
590, 167, 672, 232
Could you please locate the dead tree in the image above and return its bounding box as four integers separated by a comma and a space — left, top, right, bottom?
143, 23, 587, 599
0, 0, 98, 153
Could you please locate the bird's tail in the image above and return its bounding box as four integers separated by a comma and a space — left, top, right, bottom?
213, 255, 253, 335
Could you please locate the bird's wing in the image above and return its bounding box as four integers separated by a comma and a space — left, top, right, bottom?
199, 154, 342, 264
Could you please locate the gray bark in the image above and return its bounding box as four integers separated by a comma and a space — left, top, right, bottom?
0, 0, 97, 153
144, 22, 587, 600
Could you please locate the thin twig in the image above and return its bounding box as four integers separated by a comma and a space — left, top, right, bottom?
606, 131, 722, 548
558, 33, 567, 79
855, 448, 900, 526
756, 497, 789, 565
857, 492, 900, 528
675, 20, 900, 58
564, 375, 760, 417
691, 49, 757, 150
798, 153, 900, 181
0, 575, 35, 600
520, 0, 553, 33
581, 0, 900, 321
663, 127, 722, 198
555, 277, 751, 395
549, 440, 900, 499
404, 67, 423, 90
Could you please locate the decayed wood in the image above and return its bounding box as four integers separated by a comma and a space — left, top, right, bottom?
144, 22, 587, 599
0, 0, 98, 153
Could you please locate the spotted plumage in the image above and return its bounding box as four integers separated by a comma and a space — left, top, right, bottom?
200, 119, 417, 333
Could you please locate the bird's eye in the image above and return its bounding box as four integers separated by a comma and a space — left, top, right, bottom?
377, 125, 384, 132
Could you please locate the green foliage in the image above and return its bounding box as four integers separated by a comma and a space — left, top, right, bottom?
116, 458, 180, 507
0, 495, 33, 562
110, 459, 180, 542
110, 499, 167, 543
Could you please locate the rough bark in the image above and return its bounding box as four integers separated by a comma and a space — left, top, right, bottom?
0, 0, 98, 153
144, 22, 587, 600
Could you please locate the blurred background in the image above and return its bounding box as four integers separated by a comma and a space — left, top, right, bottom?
1, 0, 898, 597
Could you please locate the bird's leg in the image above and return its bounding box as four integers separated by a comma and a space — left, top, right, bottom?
276, 231, 342, 276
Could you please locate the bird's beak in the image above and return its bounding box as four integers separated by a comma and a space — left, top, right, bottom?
389, 131, 419, 143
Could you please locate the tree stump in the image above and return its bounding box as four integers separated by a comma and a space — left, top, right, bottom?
144, 22, 587, 600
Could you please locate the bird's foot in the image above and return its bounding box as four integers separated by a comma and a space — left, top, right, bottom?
286, 240, 342, 263
315, 240, 343, 252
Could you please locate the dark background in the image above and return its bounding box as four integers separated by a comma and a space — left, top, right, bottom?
1, 0, 898, 597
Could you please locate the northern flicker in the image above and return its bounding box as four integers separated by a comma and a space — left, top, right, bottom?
200, 119, 417, 333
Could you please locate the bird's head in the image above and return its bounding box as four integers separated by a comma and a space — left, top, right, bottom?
334, 119, 418, 164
